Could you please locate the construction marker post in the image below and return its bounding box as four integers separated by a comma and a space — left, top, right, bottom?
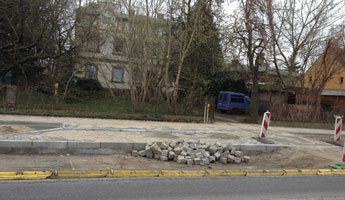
334, 116, 343, 143
206, 104, 210, 123
259, 111, 271, 139
203, 103, 207, 124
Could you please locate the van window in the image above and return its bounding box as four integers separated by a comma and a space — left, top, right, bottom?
231, 95, 244, 103
223, 94, 228, 101
218, 94, 222, 102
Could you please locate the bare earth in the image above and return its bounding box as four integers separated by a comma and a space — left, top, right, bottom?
0, 145, 341, 171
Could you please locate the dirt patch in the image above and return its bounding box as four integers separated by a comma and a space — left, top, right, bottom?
206, 133, 239, 140
0, 146, 340, 171
145, 132, 179, 139
0, 125, 33, 135
249, 146, 341, 169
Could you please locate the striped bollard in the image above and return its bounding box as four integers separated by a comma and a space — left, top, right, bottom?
259, 111, 271, 138
343, 144, 345, 162
334, 117, 342, 143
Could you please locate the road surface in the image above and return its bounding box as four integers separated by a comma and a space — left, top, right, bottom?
1, 176, 345, 200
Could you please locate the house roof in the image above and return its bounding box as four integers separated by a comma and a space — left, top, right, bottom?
321, 89, 345, 96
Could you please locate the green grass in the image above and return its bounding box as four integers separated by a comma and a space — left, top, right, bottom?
0, 92, 202, 123
0, 108, 203, 122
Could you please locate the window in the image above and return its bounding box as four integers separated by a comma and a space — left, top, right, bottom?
309, 76, 312, 84
341, 77, 344, 84
113, 37, 124, 55
231, 95, 244, 103
112, 66, 124, 82
86, 32, 100, 52
86, 64, 97, 79
218, 94, 222, 102
103, 9, 113, 24
223, 94, 228, 101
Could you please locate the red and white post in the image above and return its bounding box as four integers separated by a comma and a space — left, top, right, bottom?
259, 111, 271, 138
334, 117, 342, 143
343, 144, 345, 162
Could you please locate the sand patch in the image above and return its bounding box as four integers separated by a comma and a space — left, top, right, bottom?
0, 125, 34, 135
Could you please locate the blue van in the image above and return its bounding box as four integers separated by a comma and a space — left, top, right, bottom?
216, 91, 263, 113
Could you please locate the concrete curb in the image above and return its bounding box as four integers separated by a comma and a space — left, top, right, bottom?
0, 140, 146, 155
1, 169, 345, 180
0, 140, 285, 155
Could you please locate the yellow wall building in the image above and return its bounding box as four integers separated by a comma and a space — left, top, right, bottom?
296, 50, 345, 109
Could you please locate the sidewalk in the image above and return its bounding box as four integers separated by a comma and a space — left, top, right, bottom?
0, 114, 343, 171
0, 114, 335, 146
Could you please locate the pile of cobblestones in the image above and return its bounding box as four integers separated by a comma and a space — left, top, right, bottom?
132, 139, 250, 166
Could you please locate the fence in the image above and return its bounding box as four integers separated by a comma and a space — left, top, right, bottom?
270, 104, 343, 123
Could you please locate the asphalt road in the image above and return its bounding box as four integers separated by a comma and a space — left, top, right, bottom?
1, 176, 345, 200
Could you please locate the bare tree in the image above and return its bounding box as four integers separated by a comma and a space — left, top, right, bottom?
231, 0, 268, 121
265, 0, 343, 87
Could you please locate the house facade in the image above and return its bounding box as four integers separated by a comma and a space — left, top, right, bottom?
75, 0, 166, 90
296, 48, 345, 109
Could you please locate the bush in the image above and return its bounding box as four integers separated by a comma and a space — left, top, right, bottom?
75, 78, 103, 91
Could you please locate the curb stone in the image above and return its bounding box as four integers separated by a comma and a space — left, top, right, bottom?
0, 169, 345, 180
0, 140, 284, 155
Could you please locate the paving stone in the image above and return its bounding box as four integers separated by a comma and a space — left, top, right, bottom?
160, 156, 168, 161
220, 157, 227, 164
187, 159, 193, 166
169, 142, 177, 148
168, 151, 176, 159
154, 154, 160, 160
202, 158, 210, 165
209, 156, 216, 163
195, 152, 204, 159
174, 147, 182, 155
203, 151, 210, 158
214, 151, 221, 161
159, 142, 169, 150
182, 145, 190, 152
228, 155, 236, 163
217, 147, 224, 153
234, 151, 243, 158
221, 151, 230, 159
162, 150, 169, 157
187, 148, 193, 156
180, 150, 187, 156
177, 155, 186, 164
151, 143, 162, 155
194, 158, 201, 165
138, 150, 146, 157
174, 154, 178, 161
132, 150, 139, 157
243, 156, 250, 163
208, 145, 217, 154
234, 157, 241, 164
190, 143, 199, 150
146, 151, 153, 158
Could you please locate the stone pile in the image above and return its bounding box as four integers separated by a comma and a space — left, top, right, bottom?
131, 139, 250, 166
